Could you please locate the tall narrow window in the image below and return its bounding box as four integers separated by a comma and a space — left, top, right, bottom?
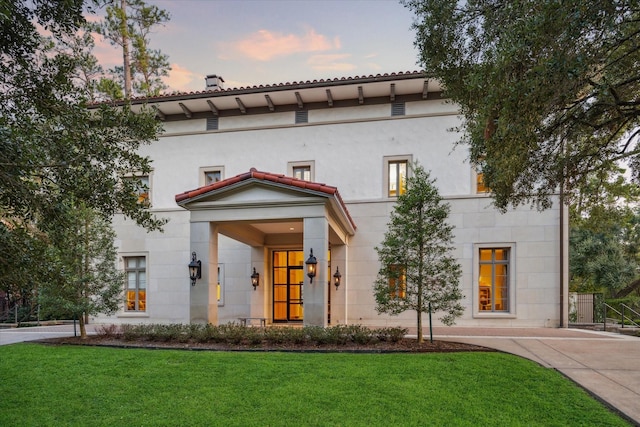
478, 248, 509, 312
388, 160, 408, 197
476, 166, 488, 193
125, 257, 146, 312
388, 264, 406, 299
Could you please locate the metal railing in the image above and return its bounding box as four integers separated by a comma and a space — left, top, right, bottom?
604, 303, 640, 330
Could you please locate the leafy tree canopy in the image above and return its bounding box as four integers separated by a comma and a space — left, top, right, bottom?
404, 0, 640, 211
374, 164, 463, 343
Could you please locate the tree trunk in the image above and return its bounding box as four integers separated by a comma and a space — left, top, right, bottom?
417, 309, 423, 343
79, 313, 87, 339
120, 0, 132, 99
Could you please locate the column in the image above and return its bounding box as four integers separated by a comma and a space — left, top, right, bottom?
303, 217, 329, 327
189, 221, 219, 325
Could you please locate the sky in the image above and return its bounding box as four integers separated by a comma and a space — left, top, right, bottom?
89, 0, 421, 93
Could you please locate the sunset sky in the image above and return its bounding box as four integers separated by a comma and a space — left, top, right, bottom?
89, 0, 421, 93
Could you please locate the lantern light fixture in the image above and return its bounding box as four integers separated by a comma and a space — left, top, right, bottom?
305, 248, 317, 284
188, 252, 201, 286
333, 266, 342, 290
251, 267, 260, 290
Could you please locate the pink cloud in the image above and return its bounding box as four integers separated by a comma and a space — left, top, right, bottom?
164, 63, 202, 92
307, 54, 356, 72
231, 28, 339, 61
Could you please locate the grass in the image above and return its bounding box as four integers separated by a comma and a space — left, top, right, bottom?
0, 343, 630, 426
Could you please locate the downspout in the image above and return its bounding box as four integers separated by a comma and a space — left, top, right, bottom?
559, 184, 565, 328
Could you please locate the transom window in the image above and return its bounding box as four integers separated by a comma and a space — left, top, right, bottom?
125, 257, 146, 312
478, 248, 509, 312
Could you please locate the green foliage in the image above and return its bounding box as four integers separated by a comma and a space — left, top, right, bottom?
100, 323, 409, 347
374, 163, 463, 342
0, 345, 629, 426
404, 0, 640, 211
92, 0, 171, 99
570, 226, 637, 294
37, 202, 125, 336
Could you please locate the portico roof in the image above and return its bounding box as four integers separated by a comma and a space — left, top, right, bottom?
175, 168, 356, 236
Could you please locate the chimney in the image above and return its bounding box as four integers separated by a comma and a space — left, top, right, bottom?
205, 74, 225, 91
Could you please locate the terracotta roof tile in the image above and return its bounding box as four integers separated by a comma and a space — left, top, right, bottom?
175, 168, 355, 230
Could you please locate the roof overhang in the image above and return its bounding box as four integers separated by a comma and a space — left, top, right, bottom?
176, 169, 356, 246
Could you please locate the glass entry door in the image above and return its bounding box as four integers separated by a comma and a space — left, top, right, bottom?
273, 251, 304, 322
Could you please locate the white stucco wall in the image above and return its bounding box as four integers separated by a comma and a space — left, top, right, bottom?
99, 95, 565, 328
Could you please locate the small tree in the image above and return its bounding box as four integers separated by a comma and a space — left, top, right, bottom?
39, 201, 124, 338
374, 164, 463, 343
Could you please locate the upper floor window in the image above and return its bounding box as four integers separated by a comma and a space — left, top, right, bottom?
293, 165, 311, 181
125, 256, 146, 312
387, 159, 408, 197
123, 174, 151, 206
199, 166, 225, 187
288, 161, 314, 182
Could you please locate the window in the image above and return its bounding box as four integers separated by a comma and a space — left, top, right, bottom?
475, 164, 489, 193
292, 165, 311, 181
288, 161, 315, 182
125, 257, 146, 312
124, 174, 151, 206
199, 166, 225, 186
388, 265, 406, 299
478, 248, 509, 312
388, 160, 408, 197
205, 170, 221, 185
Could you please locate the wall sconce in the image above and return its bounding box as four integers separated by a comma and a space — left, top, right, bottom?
188, 252, 201, 286
251, 267, 260, 290
333, 266, 342, 290
305, 248, 317, 284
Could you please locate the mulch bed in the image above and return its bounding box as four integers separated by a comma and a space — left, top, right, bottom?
38, 335, 494, 353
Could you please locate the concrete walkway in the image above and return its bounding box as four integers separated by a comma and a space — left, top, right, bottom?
2, 325, 638, 424
428, 327, 640, 426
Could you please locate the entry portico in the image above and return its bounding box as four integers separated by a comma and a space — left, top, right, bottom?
175, 168, 356, 326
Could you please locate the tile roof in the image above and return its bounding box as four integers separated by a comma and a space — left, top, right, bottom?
92, 71, 425, 106
175, 168, 356, 230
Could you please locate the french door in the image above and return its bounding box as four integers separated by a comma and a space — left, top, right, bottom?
273, 251, 304, 322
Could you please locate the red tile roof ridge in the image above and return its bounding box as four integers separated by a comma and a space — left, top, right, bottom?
174, 168, 356, 231
91, 71, 424, 105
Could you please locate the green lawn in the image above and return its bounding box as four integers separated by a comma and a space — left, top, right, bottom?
0, 343, 630, 426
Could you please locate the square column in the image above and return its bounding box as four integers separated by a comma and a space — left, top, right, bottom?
250, 246, 268, 318
303, 217, 329, 327
190, 222, 219, 324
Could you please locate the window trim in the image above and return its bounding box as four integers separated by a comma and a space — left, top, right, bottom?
121, 253, 149, 316
199, 166, 225, 187
473, 243, 516, 318
383, 155, 412, 198
287, 160, 315, 182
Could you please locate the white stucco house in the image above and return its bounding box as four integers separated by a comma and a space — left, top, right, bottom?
94, 71, 569, 329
